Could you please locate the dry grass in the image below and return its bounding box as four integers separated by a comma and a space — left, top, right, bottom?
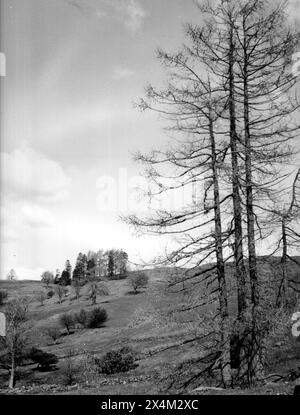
0, 260, 299, 395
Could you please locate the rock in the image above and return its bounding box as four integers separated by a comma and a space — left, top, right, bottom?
192, 386, 225, 392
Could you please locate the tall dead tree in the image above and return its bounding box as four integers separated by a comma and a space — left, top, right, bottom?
185, 1, 251, 383
193, 0, 300, 383
127, 38, 235, 385
229, 0, 300, 381
126, 0, 299, 388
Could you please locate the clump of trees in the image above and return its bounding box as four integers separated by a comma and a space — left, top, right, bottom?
128, 272, 149, 294
59, 307, 108, 333
72, 249, 129, 283
42, 249, 129, 290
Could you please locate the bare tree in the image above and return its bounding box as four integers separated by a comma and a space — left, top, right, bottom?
72, 278, 82, 300
266, 169, 300, 307
128, 272, 149, 294
36, 290, 46, 307
6, 269, 17, 281
89, 282, 98, 305
0, 298, 30, 388
126, 19, 235, 386
41, 271, 54, 287
87, 281, 109, 305
55, 285, 66, 304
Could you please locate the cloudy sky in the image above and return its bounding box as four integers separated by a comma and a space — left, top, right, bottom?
0, 0, 205, 279
0, 0, 299, 279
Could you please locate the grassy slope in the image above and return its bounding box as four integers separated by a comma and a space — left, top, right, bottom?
0, 272, 197, 394
0, 260, 299, 395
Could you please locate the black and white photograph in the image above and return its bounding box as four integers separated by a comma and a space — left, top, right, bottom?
0, 0, 300, 400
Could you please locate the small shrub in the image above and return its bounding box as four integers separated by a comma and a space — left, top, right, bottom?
47, 289, 55, 299
28, 347, 58, 370
95, 346, 138, 375
61, 349, 78, 385
87, 307, 108, 328
45, 326, 61, 343
0, 290, 8, 306
59, 313, 75, 335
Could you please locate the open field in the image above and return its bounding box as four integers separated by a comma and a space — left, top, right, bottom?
0, 261, 300, 395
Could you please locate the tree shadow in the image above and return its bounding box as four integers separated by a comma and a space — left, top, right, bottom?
126, 290, 141, 295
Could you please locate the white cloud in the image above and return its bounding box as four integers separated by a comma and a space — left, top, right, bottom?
112, 66, 135, 80
1, 147, 71, 204
67, 0, 147, 33
20, 204, 55, 228
0, 148, 71, 279
114, 0, 147, 33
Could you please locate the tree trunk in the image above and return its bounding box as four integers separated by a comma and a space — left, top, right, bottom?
209, 113, 231, 387
243, 26, 263, 383
9, 353, 15, 389
277, 218, 288, 307
228, 22, 248, 320
228, 18, 249, 383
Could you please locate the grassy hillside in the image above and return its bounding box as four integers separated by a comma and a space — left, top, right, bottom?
0, 260, 299, 395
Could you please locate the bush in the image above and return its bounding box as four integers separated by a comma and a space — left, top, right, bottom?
95, 346, 138, 375
75, 309, 89, 328
0, 290, 8, 306
128, 272, 149, 294
61, 349, 78, 385
87, 307, 108, 328
45, 326, 61, 343
47, 289, 55, 299
27, 347, 58, 370
59, 313, 75, 335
